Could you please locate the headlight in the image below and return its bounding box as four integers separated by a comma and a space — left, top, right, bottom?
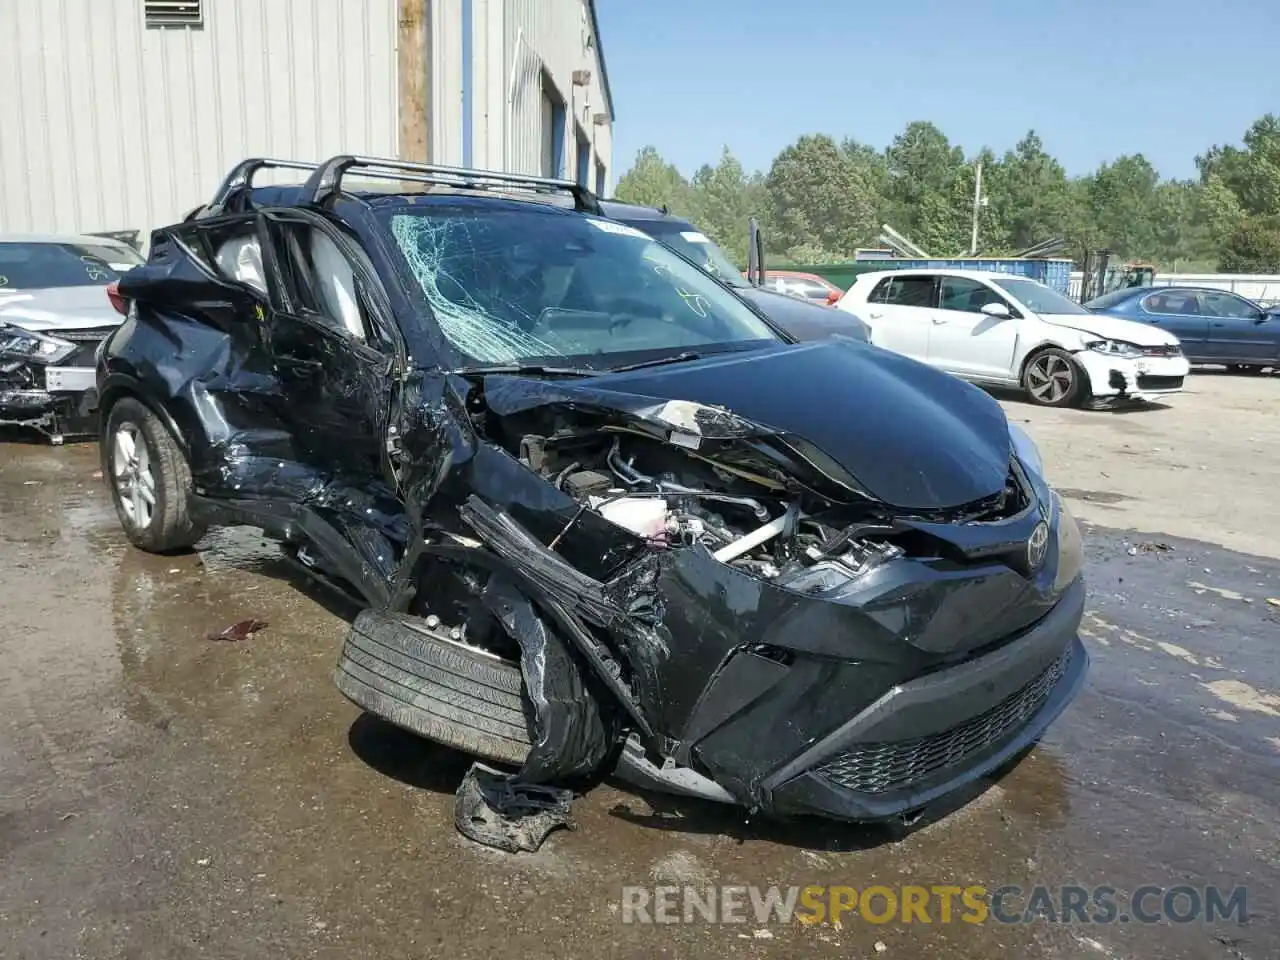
0, 325, 76, 365
1086, 339, 1143, 359
1009, 422, 1044, 476
1053, 494, 1084, 592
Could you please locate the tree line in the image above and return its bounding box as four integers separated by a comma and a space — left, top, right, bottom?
613, 115, 1280, 274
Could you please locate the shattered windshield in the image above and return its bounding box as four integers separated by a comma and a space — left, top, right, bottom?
384, 205, 776, 365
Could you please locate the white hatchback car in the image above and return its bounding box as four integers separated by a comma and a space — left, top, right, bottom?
838, 269, 1191, 407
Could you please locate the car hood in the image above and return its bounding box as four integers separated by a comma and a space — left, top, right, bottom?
737, 286, 870, 342
1039, 312, 1179, 346
0, 286, 122, 332
480, 340, 1014, 511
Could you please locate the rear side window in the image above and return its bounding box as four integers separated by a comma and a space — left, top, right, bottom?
1142, 291, 1201, 315
870, 275, 935, 308
0, 241, 143, 290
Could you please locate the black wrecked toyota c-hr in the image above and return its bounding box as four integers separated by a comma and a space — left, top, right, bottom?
98, 156, 1087, 839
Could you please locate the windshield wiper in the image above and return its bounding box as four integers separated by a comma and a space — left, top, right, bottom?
453, 362, 601, 378
607, 351, 703, 373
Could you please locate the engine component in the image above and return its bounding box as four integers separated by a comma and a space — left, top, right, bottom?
606, 438, 769, 520
713, 512, 791, 563
596, 496, 669, 539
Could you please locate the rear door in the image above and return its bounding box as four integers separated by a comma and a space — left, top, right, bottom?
929, 275, 1021, 379
862, 274, 935, 363
257, 211, 398, 482
1197, 291, 1275, 362
1137, 290, 1210, 357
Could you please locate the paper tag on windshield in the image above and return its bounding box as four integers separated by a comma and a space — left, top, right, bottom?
108, 262, 137, 271
587, 219, 647, 239
680, 231, 711, 243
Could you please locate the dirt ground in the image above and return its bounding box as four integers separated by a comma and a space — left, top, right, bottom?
1, 371, 1277, 959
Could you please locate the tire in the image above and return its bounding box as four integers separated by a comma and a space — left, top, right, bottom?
1022, 347, 1087, 407
101, 396, 206, 553
335, 610, 533, 766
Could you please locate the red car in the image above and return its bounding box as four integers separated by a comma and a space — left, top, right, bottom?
750, 270, 845, 306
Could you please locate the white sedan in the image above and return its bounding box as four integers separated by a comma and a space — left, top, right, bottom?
838, 268, 1191, 407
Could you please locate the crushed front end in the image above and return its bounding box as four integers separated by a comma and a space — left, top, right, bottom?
0, 322, 111, 441
438, 347, 1089, 822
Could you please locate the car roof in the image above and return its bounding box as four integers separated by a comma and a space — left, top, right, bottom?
856, 267, 1039, 284
0, 232, 134, 247
597, 199, 693, 226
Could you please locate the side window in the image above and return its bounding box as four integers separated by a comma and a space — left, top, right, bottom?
270, 223, 371, 341
940, 276, 1009, 313
1200, 292, 1262, 320
881, 276, 936, 308
1143, 291, 1200, 315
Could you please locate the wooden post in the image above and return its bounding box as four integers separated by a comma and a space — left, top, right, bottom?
398, 0, 430, 163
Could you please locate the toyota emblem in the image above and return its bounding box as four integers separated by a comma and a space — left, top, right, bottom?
1027, 521, 1050, 571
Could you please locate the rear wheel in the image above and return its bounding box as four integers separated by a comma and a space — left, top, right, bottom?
102, 397, 205, 553
1022, 348, 1087, 407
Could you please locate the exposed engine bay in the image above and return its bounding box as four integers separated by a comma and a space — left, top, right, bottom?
516, 427, 907, 587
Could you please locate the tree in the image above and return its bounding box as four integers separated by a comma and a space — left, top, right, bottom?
613, 146, 693, 214
1221, 215, 1280, 272
765, 134, 880, 261
687, 148, 761, 265
883, 121, 969, 254
982, 132, 1073, 253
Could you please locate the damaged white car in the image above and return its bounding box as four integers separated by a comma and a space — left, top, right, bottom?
838, 268, 1190, 407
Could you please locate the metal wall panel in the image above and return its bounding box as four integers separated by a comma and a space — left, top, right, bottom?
493, 0, 612, 191
0, 0, 399, 238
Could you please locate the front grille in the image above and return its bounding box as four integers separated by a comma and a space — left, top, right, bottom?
1140, 344, 1181, 357
55, 326, 117, 342
816, 648, 1072, 795
1136, 374, 1184, 391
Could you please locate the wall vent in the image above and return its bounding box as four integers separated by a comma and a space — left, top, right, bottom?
144, 1, 203, 28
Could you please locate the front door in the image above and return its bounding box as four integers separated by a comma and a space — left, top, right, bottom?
257, 212, 396, 482
929, 275, 1021, 380
1197, 291, 1276, 362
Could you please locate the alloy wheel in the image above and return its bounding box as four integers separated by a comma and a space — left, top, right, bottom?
1027, 354, 1074, 404
112, 423, 156, 530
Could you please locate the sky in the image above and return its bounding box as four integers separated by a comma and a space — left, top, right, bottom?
597, 0, 1280, 182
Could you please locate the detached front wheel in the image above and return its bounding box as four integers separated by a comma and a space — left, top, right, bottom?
1022, 348, 1086, 407
102, 397, 205, 553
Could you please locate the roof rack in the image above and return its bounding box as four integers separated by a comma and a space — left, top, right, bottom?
301, 154, 602, 214
185, 158, 322, 220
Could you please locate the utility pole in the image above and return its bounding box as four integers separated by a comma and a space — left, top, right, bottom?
969, 160, 984, 256
398, 0, 431, 163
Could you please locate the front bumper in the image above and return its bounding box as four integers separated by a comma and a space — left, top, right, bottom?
0, 365, 101, 437
1075, 350, 1190, 399
763, 578, 1087, 820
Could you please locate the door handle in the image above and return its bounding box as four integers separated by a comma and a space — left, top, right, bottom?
868, 312, 884, 319
932, 317, 948, 325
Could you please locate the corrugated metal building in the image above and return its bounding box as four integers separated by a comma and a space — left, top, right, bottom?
0, 0, 614, 238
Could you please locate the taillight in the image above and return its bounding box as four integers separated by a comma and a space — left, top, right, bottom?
826, 291, 842, 306
106, 281, 129, 316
